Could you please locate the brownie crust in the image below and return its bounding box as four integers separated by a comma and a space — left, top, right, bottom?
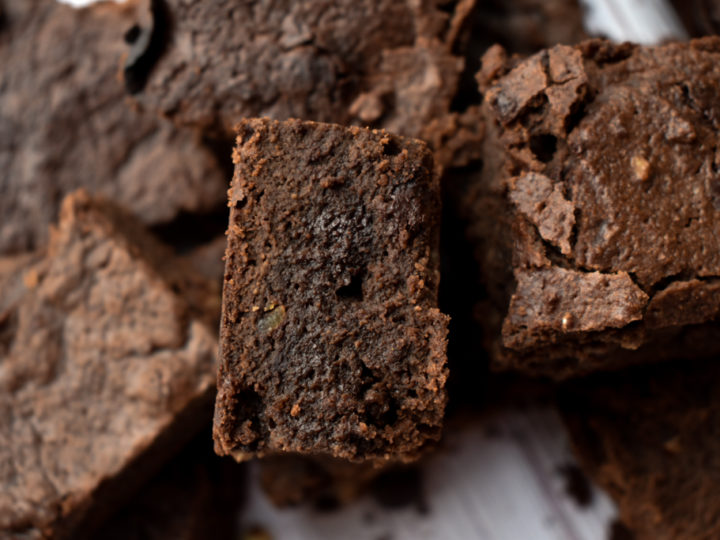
0, 191, 217, 539
214, 118, 448, 463
468, 38, 720, 377
0, 0, 227, 255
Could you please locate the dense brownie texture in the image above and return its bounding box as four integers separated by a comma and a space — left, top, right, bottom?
0, 191, 217, 539
559, 360, 720, 540
214, 118, 448, 463
126, 0, 464, 139
260, 455, 385, 508
465, 38, 720, 378
0, 0, 227, 254
97, 430, 243, 540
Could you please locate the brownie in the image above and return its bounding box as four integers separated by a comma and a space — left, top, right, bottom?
559, 360, 720, 540
260, 455, 385, 508
96, 429, 243, 540
0, 0, 227, 255
0, 191, 218, 539
125, 0, 464, 140
465, 38, 720, 378
214, 118, 448, 463
671, 0, 720, 37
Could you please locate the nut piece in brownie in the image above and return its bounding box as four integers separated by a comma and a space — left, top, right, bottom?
559, 360, 720, 540
214, 118, 448, 463
0, 191, 217, 539
0, 0, 227, 254
466, 38, 720, 377
125, 0, 464, 139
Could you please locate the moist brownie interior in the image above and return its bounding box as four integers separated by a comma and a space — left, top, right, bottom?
214, 118, 448, 463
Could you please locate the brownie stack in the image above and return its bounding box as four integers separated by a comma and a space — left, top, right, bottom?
2, 0, 719, 538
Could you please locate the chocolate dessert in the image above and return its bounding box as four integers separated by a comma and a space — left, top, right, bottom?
214, 118, 448, 463
0, 191, 217, 539
0, 0, 227, 255
560, 360, 720, 540
125, 0, 465, 140
466, 38, 720, 377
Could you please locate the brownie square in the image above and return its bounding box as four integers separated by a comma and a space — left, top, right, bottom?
559, 359, 720, 540
0, 191, 217, 539
0, 0, 227, 255
214, 118, 448, 463
466, 38, 720, 378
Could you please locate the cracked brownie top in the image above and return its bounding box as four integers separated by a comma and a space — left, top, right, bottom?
469, 38, 720, 377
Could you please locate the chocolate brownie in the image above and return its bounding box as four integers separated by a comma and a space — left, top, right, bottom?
559, 360, 720, 540
125, 0, 464, 139
0, 0, 227, 254
260, 455, 384, 508
671, 0, 720, 37
465, 38, 720, 378
214, 118, 448, 463
0, 191, 217, 539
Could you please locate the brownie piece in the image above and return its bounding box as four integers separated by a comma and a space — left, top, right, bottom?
0, 191, 217, 539
214, 118, 448, 463
465, 38, 720, 378
559, 360, 720, 540
260, 455, 385, 508
126, 0, 464, 140
0, 0, 227, 254
97, 429, 243, 540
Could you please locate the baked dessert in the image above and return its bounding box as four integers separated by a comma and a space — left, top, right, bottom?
0, 191, 217, 539
559, 359, 720, 540
0, 0, 227, 254
466, 38, 720, 378
214, 118, 448, 463
97, 429, 243, 540
125, 0, 464, 139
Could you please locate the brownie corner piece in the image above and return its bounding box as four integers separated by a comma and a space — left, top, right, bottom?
0, 189, 217, 539
214, 118, 449, 463
468, 38, 720, 378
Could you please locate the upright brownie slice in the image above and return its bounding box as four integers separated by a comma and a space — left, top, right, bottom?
466, 38, 720, 377
0, 191, 217, 539
559, 360, 720, 540
214, 118, 448, 463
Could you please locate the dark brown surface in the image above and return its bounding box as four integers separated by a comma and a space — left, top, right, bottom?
96, 429, 243, 540
126, 0, 464, 140
0, 191, 217, 539
671, 0, 720, 37
0, 0, 227, 255
466, 38, 720, 378
214, 118, 448, 463
559, 360, 720, 540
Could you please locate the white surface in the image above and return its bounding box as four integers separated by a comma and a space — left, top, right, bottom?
582, 0, 687, 43
241, 409, 617, 540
